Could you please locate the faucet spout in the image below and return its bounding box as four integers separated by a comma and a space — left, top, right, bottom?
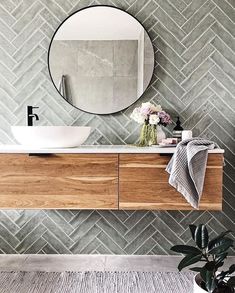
33, 114, 39, 121
27, 106, 39, 126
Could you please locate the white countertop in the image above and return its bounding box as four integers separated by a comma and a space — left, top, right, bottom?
0, 145, 225, 154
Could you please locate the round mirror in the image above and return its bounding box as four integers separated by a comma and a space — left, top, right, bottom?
48, 6, 154, 114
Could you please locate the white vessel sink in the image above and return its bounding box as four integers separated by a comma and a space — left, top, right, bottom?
11, 126, 91, 148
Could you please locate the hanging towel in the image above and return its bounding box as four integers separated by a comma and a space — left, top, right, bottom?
166, 138, 219, 209
58, 75, 73, 104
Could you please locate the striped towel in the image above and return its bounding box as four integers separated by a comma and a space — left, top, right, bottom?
166, 138, 218, 208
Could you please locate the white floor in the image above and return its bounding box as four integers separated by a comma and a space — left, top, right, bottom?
0, 255, 234, 272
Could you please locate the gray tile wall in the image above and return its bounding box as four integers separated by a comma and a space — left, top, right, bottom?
49, 40, 139, 113
0, 0, 234, 255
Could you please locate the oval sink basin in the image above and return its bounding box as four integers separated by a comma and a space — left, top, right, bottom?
11, 126, 91, 148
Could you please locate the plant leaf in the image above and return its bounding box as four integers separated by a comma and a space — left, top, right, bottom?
190, 267, 202, 272
195, 224, 209, 249
201, 270, 216, 293
200, 267, 208, 283
205, 270, 216, 293
208, 230, 232, 250
215, 252, 228, 263
216, 270, 227, 280
229, 264, 235, 274
171, 245, 201, 255
178, 253, 202, 271
208, 237, 233, 255
215, 261, 224, 270
227, 276, 235, 287
189, 225, 196, 241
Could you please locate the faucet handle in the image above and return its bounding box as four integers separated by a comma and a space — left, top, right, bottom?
27, 106, 39, 126
27, 105, 39, 112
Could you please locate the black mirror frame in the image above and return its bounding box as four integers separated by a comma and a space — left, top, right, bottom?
47, 5, 155, 115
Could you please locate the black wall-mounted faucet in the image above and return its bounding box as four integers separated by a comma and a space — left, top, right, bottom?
27, 106, 39, 126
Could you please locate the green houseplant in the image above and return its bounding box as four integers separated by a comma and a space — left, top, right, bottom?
171, 224, 235, 293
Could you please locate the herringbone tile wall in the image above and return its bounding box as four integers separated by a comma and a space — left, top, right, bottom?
0, 0, 234, 255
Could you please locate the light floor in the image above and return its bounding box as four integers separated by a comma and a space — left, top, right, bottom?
0, 255, 234, 272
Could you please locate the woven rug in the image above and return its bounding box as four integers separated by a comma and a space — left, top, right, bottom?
0, 271, 195, 293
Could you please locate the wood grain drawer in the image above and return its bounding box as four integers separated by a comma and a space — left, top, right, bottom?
119, 154, 223, 210
0, 154, 118, 209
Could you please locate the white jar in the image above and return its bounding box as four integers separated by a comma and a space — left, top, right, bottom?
182, 130, 193, 141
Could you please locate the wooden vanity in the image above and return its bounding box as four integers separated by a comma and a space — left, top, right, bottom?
0, 146, 224, 210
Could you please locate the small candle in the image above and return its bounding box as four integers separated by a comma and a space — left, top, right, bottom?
182, 130, 193, 141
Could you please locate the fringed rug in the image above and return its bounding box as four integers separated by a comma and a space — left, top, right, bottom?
0, 271, 195, 293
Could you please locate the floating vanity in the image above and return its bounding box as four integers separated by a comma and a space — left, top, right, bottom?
0, 145, 224, 211
1, 6, 223, 212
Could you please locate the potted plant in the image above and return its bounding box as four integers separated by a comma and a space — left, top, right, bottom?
171, 224, 235, 293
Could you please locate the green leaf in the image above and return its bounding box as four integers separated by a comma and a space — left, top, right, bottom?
190, 267, 202, 272
178, 253, 202, 271
229, 264, 235, 274
195, 224, 209, 249
215, 252, 228, 263
208, 237, 233, 255
227, 276, 235, 287
171, 245, 201, 255
208, 230, 232, 250
189, 225, 196, 241
205, 272, 216, 293
200, 267, 208, 283
215, 261, 224, 270
216, 270, 227, 280
201, 270, 216, 293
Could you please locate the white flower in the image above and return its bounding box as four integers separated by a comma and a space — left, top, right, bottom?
130, 108, 146, 124
140, 102, 152, 115
151, 104, 162, 112
141, 102, 153, 109
141, 102, 162, 113
149, 114, 160, 125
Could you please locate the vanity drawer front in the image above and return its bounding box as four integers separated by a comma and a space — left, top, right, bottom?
0, 154, 118, 209
119, 154, 223, 210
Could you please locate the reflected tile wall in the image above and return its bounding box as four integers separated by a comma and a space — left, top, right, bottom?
50, 40, 138, 113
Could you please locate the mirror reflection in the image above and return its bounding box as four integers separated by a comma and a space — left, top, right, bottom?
48, 6, 154, 114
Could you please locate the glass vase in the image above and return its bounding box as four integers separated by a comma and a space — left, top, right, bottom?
156, 125, 166, 144
138, 123, 157, 146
